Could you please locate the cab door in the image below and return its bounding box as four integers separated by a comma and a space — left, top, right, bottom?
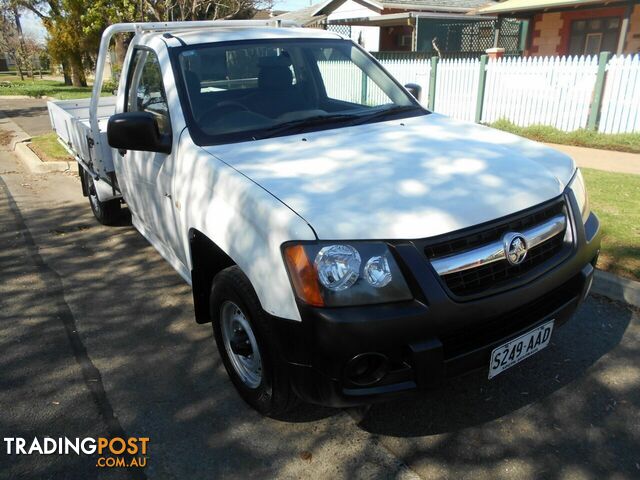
119, 48, 175, 248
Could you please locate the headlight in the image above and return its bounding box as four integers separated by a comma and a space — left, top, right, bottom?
315, 245, 361, 291
569, 168, 590, 223
284, 242, 412, 307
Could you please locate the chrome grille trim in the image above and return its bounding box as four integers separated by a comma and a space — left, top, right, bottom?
431, 214, 567, 276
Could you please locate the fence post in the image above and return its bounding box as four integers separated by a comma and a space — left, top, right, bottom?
475, 55, 488, 123
428, 56, 438, 111
587, 51, 612, 131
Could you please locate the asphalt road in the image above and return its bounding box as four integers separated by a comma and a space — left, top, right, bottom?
0, 98, 51, 136
0, 147, 639, 480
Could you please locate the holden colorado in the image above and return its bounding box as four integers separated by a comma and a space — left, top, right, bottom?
47, 20, 601, 415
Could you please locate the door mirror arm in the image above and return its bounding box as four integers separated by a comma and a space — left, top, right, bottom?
404, 83, 422, 102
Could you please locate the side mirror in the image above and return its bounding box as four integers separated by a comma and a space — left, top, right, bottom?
404, 83, 422, 102
107, 112, 171, 155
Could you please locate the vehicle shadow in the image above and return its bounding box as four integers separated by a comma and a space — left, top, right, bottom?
0, 105, 49, 119
358, 295, 634, 437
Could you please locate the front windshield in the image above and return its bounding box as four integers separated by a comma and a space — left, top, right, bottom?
173, 38, 425, 145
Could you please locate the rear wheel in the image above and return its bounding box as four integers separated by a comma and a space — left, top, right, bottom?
83, 170, 121, 225
210, 266, 298, 416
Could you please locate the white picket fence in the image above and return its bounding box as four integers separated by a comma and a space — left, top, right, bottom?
380, 57, 431, 102
599, 55, 640, 134
318, 58, 431, 106
435, 58, 479, 122
319, 53, 640, 134
483, 56, 599, 131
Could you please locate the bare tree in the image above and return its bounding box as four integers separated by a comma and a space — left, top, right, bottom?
142, 0, 273, 22
0, 1, 29, 79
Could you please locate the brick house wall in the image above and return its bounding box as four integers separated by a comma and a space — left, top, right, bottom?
625, 4, 640, 53
529, 12, 564, 56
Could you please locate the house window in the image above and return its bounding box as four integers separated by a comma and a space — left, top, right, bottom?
568, 17, 620, 56
398, 34, 412, 47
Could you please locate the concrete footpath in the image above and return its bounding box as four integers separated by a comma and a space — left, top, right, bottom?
546, 143, 640, 175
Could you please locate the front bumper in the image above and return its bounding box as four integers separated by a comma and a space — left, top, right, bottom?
272, 210, 601, 408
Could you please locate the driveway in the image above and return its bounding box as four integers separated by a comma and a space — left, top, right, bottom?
0, 150, 639, 479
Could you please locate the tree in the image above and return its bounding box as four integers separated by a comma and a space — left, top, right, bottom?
18, 0, 90, 86
17, 0, 273, 87
83, 0, 272, 75
83, 0, 136, 66
142, 0, 273, 22
0, 1, 29, 79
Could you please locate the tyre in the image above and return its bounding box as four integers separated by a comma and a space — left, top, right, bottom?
210, 266, 297, 416
83, 170, 121, 226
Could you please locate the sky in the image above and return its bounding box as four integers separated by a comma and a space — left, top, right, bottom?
19, 0, 315, 44
20, 11, 46, 42
273, 0, 318, 11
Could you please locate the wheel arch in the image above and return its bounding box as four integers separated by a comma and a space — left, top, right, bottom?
189, 228, 236, 323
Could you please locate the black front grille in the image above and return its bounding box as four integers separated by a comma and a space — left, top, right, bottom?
442, 272, 583, 361
425, 199, 568, 297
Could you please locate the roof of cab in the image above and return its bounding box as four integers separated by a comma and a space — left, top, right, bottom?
154, 26, 344, 46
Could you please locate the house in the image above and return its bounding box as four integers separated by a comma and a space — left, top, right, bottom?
276, 0, 524, 56
275, 2, 333, 28
251, 9, 288, 20
477, 0, 640, 57
0, 52, 14, 71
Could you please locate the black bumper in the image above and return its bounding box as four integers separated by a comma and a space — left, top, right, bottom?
272, 210, 601, 408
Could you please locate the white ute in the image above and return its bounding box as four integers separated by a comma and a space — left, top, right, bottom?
48, 21, 601, 415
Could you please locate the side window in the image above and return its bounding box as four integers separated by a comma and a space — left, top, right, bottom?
126, 49, 171, 136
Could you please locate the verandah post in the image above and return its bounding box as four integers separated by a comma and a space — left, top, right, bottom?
475, 54, 488, 124
587, 51, 612, 131
428, 56, 439, 111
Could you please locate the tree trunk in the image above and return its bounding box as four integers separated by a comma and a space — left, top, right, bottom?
69, 53, 87, 87
62, 60, 72, 86
114, 35, 127, 67
16, 63, 24, 81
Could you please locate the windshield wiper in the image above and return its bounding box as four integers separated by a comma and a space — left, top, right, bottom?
254, 113, 359, 140
351, 105, 424, 126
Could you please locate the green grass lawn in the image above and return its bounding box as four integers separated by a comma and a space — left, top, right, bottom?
0, 78, 111, 100
582, 168, 640, 281
29, 133, 73, 162
490, 119, 640, 154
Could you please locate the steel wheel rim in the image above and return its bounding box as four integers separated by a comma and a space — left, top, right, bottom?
220, 301, 262, 389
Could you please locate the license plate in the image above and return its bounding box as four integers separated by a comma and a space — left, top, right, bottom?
488, 320, 554, 379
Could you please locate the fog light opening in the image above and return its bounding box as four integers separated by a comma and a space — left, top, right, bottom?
345, 353, 390, 387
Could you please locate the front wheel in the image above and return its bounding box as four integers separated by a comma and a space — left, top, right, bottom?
210, 266, 298, 416
83, 170, 121, 225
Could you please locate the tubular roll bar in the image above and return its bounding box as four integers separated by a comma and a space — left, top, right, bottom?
88, 19, 297, 147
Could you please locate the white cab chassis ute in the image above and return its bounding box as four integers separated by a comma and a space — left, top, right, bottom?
48, 21, 601, 415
